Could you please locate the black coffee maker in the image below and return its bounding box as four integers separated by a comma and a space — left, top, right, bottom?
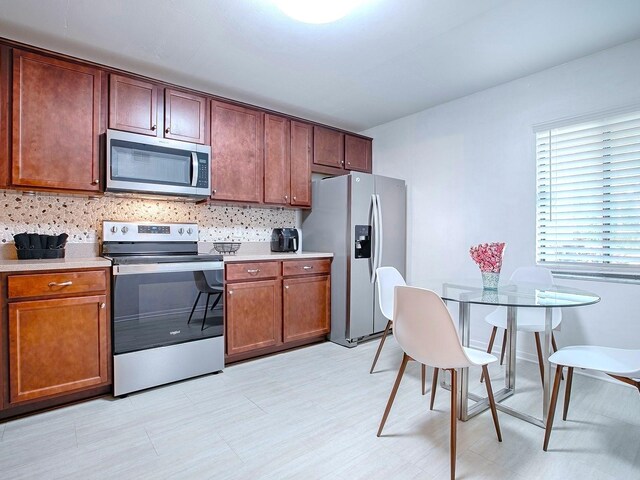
271, 228, 299, 252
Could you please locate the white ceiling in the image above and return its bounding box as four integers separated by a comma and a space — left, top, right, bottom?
1, 0, 640, 132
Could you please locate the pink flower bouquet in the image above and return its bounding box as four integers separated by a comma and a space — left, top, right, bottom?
469, 242, 506, 273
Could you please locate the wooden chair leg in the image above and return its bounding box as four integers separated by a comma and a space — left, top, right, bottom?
534, 332, 545, 385
482, 365, 502, 442
500, 330, 507, 365
562, 367, 574, 421
543, 365, 564, 451
370, 320, 392, 374
480, 326, 497, 383
377, 353, 409, 437
421, 364, 426, 395
450, 368, 457, 480
430, 367, 439, 410
551, 332, 564, 380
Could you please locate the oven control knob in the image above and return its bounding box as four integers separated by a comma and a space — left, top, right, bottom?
121, 226, 129, 234
178, 228, 184, 235
187, 228, 193, 235
110, 226, 118, 234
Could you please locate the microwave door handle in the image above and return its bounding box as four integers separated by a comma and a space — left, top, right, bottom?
191, 152, 198, 187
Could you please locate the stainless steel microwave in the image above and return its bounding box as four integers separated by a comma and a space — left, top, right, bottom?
106, 129, 211, 200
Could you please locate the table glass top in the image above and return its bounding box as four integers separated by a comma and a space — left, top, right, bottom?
421, 280, 600, 308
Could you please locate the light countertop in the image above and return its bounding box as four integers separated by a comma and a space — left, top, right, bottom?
0, 257, 111, 272
223, 251, 333, 262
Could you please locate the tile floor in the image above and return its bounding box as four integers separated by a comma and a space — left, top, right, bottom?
1, 337, 639, 479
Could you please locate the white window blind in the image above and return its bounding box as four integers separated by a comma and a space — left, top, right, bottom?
536, 109, 640, 270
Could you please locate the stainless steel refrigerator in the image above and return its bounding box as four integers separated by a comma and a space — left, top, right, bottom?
302, 173, 406, 347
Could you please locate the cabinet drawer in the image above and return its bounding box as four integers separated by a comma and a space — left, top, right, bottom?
282, 259, 331, 277
7, 270, 107, 300
226, 262, 280, 282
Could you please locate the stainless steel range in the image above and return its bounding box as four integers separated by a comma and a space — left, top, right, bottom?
103, 221, 224, 396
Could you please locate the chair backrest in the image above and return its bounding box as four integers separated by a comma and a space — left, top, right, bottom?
375, 266, 406, 321
194, 270, 224, 292
393, 286, 473, 369
510, 266, 554, 285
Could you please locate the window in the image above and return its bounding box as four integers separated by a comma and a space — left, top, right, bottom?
535, 109, 640, 273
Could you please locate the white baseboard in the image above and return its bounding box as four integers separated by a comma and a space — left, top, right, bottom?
467, 339, 637, 389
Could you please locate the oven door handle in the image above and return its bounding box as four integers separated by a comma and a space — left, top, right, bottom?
112, 261, 224, 276
191, 152, 199, 187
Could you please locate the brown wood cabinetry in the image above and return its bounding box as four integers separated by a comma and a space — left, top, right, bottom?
345, 134, 372, 172
210, 100, 264, 203
8, 295, 109, 404
12, 50, 103, 192
290, 121, 313, 207
0, 46, 9, 188
164, 88, 208, 144
0, 268, 111, 419
264, 114, 291, 205
109, 74, 158, 136
313, 126, 344, 169
224, 258, 331, 363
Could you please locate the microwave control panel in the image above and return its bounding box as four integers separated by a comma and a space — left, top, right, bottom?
197, 156, 209, 188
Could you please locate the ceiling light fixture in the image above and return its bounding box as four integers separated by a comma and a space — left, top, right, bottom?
273, 0, 366, 24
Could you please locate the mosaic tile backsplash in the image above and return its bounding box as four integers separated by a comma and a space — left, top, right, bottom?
0, 191, 298, 244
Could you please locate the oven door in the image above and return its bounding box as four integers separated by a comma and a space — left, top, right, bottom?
112, 262, 224, 355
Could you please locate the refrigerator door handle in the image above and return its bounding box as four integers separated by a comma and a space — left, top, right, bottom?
376, 193, 384, 272
370, 193, 379, 283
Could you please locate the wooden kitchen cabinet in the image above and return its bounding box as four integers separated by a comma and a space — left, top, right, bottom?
109, 74, 159, 136
313, 125, 344, 169
0, 267, 111, 419
0, 46, 9, 189
8, 295, 109, 404
225, 279, 282, 356
264, 114, 291, 205
283, 275, 330, 343
210, 100, 264, 203
290, 121, 313, 207
345, 134, 372, 173
12, 49, 103, 192
164, 88, 208, 144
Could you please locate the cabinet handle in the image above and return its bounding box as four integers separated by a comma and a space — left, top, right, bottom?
92, 179, 99, 185
285, 285, 289, 290
293, 196, 297, 201
341, 160, 345, 166
48, 281, 73, 287
247, 269, 260, 275
165, 127, 170, 133
302, 266, 313, 270
284, 195, 288, 200
212, 189, 217, 195
151, 124, 157, 131
229, 290, 233, 295
100, 303, 106, 309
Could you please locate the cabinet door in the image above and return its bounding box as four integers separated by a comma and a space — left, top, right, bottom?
345, 135, 372, 173
164, 88, 207, 144
226, 279, 281, 356
313, 126, 344, 168
0, 46, 9, 188
290, 121, 312, 207
12, 50, 102, 192
283, 275, 330, 343
109, 74, 158, 136
8, 295, 109, 404
211, 100, 264, 203
264, 114, 290, 205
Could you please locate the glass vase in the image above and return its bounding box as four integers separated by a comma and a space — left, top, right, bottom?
481, 271, 500, 290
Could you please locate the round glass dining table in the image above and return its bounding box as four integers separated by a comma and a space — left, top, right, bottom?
420, 279, 600, 428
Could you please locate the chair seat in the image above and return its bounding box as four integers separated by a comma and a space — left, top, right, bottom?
485, 307, 561, 332
549, 345, 640, 376
463, 347, 498, 367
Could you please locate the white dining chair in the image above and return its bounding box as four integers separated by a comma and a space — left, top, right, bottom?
543, 345, 640, 451
371, 267, 427, 393
481, 266, 562, 384
377, 286, 502, 480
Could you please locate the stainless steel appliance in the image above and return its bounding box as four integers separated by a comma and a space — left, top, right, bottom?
302, 173, 406, 347
103, 221, 224, 396
106, 129, 211, 199
271, 228, 299, 252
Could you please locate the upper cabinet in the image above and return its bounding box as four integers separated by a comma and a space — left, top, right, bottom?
109, 74, 207, 144
210, 100, 264, 203
290, 121, 312, 207
0, 46, 9, 188
313, 126, 344, 169
264, 114, 291, 206
345, 134, 372, 173
109, 74, 158, 136
12, 50, 103, 193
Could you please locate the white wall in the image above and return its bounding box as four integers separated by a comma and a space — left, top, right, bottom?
363, 38, 640, 360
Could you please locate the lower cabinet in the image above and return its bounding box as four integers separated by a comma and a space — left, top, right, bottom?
1, 268, 111, 419
224, 258, 331, 363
